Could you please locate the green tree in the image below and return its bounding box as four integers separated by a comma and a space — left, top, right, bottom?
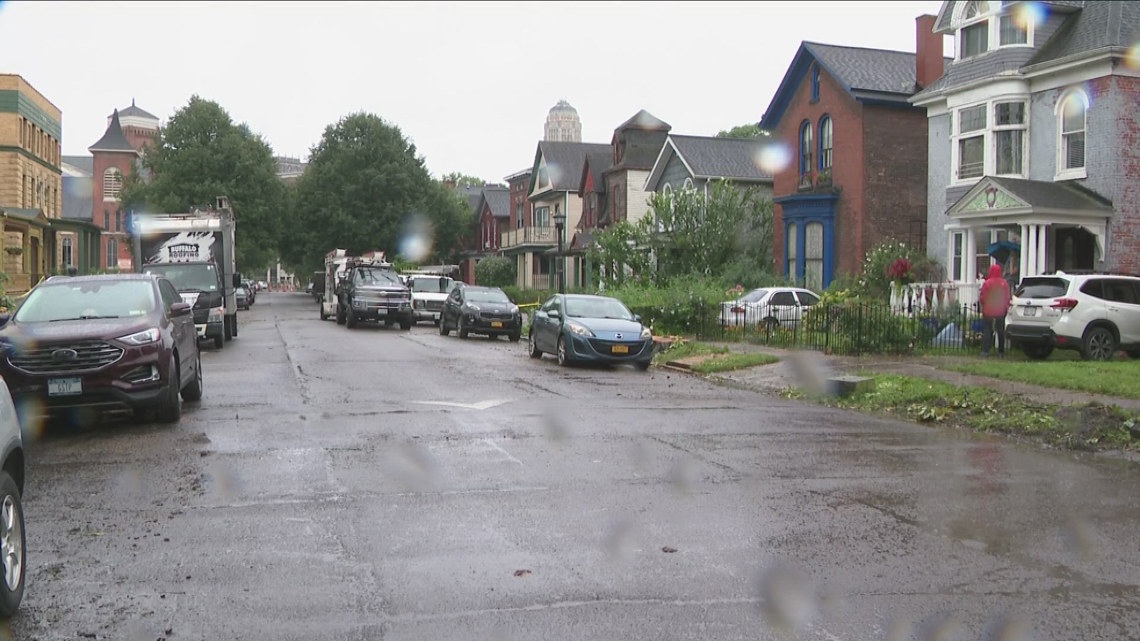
120, 96, 285, 274
474, 255, 516, 287
716, 123, 769, 139
589, 181, 774, 289
285, 113, 471, 272
441, 172, 492, 188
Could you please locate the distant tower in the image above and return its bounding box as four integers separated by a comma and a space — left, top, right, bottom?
544, 99, 581, 143
112, 99, 160, 153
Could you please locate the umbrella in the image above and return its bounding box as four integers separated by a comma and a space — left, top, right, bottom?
987, 240, 1020, 265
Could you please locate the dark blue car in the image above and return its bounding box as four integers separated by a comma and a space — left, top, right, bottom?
527, 294, 654, 370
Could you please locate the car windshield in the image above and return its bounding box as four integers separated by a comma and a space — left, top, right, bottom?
466, 289, 510, 304
14, 280, 157, 323
142, 264, 219, 292
410, 277, 453, 293
564, 297, 633, 320
1015, 277, 1069, 299
740, 289, 769, 303
355, 268, 402, 286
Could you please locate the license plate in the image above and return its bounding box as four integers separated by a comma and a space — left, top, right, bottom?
48, 377, 82, 396
611, 345, 629, 354
491, 321, 503, 328
1023, 306, 1038, 317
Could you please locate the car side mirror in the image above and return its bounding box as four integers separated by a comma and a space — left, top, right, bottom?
633, 314, 642, 323
0, 313, 9, 327
547, 309, 560, 319
170, 302, 193, 317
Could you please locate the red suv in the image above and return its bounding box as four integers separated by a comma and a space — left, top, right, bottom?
0, 273, 203, 427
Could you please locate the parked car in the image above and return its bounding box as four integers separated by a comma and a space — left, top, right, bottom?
439, 285, 521, 341
241, 279, 256, 305
528, 293, 654, 370
0, 273, 203, 426
719, 287, 821, 329
0, 375, 25, 617
407, 274, 455, 325
236, 284, 251, 311
1006, 271, 1140, 361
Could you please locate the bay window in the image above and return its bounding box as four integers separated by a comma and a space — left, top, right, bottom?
994, 101, 1026, 175
957, 105, 986, 180
953, 99, 1028, 183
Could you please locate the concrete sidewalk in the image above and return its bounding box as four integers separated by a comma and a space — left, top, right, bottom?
675, 342, 1140, 411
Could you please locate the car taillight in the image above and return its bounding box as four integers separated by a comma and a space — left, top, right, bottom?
1050, 298, 1078, 311
731, 305, 745, 314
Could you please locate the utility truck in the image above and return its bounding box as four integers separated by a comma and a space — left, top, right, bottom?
134, 196, 240, 349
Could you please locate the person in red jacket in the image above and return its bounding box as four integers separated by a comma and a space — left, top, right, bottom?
979, 263, 1012, 356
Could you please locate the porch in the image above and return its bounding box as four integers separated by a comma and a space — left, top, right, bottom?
501, 226, 557, 250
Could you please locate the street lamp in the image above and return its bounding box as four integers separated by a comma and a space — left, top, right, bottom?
553, 209, 566, 293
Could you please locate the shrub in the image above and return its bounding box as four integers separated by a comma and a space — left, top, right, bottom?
858, 241, 944, 299
474, 255, 516, 288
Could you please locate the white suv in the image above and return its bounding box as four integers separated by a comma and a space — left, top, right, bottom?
0, 376, 25, 617
1006, 271, 1140, 360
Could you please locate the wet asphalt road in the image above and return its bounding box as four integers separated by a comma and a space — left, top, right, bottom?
7, 291, 1140, 640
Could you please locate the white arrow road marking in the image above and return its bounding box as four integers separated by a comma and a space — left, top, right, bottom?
410, 399, 512, 411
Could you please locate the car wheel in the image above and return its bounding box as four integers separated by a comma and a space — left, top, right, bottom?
155, 357, 182, 423
508, 331, 520, 343
557, 336, 569, 366
439, 316, 450, 336
181, 350, 203, 402
400, 317, 412, 330
529, 331, 542, 358
1081, 326, 1117, 361
346, 308, 357, 329
336, 304, 346, 325
458, 317, 469, 339
213, 331, 224, 350
224, 316, 233, 341
231, 314, 238, 337
635, 360, 651, 371
1021, 343, 1054, 360
762, 317, 779, 331
320, 302, 328, 321
0, 472, 25, 618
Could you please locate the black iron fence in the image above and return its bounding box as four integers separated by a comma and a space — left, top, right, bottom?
632, 300, 991, 356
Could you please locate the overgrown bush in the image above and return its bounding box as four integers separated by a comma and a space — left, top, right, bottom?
474, 255, 516, 288
501, 286, 553, 307
857, 240, 944, 299
604, 276, 726, 336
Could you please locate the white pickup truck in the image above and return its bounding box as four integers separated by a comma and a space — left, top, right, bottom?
406, 274, 457, 325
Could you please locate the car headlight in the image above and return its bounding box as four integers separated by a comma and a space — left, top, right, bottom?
119, 328, 161, 346
208, 306, 224, 323
566, 321, 594, 337
466, 304, 481, 312
640, 327, 652, 340
510, 305, 520, 315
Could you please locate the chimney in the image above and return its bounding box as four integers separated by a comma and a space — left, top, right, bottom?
915, 14, 944, 89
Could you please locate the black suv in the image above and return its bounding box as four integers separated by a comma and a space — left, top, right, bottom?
335, 262, 414, 330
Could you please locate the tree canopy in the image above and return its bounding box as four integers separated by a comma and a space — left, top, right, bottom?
440, 172, 493, 188
588, 181, 774, 289
121, 95, 285, 274
283, 113, 472, 274
716, 123, 769, 139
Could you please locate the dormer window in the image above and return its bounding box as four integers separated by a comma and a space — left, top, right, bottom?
954, 0, 1032, 60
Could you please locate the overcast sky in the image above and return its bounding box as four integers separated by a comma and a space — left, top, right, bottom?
1, 0, 949, 182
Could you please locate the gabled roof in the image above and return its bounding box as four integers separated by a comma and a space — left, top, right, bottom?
578, 151, 613, 195
61, 175, 94, 221
88, 110, 137, 154
934, 1, 1084, 34
527, 141, 611, 196
115, 99, 159, 121
614, 109, 671, 133
948, 176, 1112, 218
0, 207, 50, 227
644, 134, 773, 191
480, 186, 510, 219
917, 2, 1136, 102
760, 42, 940, 131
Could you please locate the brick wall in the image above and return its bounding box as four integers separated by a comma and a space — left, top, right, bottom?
860, 104, 930, 266
1107, 75, 1140, 274
771, 60, 929, 281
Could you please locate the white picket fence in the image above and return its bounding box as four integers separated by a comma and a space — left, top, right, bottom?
889, 281, 981, 316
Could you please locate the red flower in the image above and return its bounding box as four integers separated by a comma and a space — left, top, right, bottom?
886, 257, 912, 281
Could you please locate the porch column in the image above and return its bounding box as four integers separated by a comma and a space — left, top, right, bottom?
1026, 223, 1035, 276
964, 227, 978, 283
1036, 225, 1048, 275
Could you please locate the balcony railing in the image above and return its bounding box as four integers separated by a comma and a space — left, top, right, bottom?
501, 226, 557, 250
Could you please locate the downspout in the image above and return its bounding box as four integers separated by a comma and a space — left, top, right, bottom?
564, 189, 570, 289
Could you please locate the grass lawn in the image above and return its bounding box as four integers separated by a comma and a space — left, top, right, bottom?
941, 356, 1140, 400
654, 340, 779, 374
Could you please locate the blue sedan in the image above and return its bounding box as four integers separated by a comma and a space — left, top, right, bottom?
528, 294, 654, 370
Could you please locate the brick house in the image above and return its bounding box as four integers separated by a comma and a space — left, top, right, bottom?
474, 185, 510, 256
760, 21, 946, 290
63, 101, 160, 272
911, 1, 1140, 300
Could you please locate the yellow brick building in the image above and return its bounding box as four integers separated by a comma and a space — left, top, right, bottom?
0, 74, 60, 292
